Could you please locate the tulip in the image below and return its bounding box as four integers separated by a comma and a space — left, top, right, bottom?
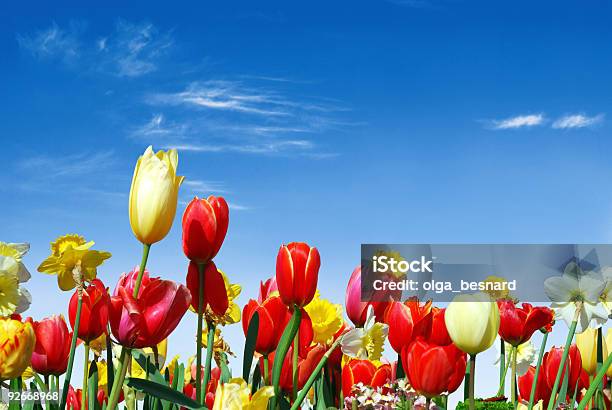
211, 378, 274, 410
576, 327, 607, 375
109, 270, 191, 348
29, 315, 73, 376
275, 242, 320, 308
68, 279, 110, 343
186, 261, 229, 316
543, 344, 582, 394
606, 328, 612, 377
182, 196, 229, 264
445, 292, 500, 356
429, 307, 453, 346
345, 266, 397, 328
129, 146, 184, 245
0, 318, 36, 380
341, 359, 392, 397
402, 337, 467, 398
498, 300, 554, 347
258, 277, 278, 302
518, 366, 552, 407
384, 299, 432, 354
263, 345, 326, 393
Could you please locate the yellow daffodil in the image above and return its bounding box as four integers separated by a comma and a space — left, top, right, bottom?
0, 318, 36, 380
201, 326, 236, 359
37, 234, 111, 291
577, 327, 608, 375
129, 146, 184, 245
131, 339, 169, 378
483, 275, 511, 301
0, 242, 32, 316
96, 360, 109, 394
212, 378, 274, 410
304, 294, 343, 344
341, 305, 388, 361
162, 355, 181, 380
445, 292, 500, 355
374, 250, 406, 279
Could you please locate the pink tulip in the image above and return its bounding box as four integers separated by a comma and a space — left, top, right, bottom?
345, 266, 397, 327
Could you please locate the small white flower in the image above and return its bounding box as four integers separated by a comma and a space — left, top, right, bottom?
494, 338, 536, 376
341, 305, 388, 360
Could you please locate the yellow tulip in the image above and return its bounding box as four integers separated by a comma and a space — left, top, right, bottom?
606, 329, 612, 377
445, 292, 500, 355
212, 378, 274, 410
0, 318, 36, 380
129, 146, 184, 245
576, 327, 607, 375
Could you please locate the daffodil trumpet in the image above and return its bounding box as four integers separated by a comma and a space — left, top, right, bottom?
528, 330, 549, 410
546, 301, 582, 410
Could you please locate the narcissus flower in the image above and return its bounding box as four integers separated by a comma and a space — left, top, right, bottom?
129, 146, 184, 245
0, 317, 36, 380
0, 242, 32, 316
29, 315, 72, 376
402, 337, 467, 398
182, 196, 229, 264
276, 242, 320, 308
37, 234, 111, 291
211, 378, 274, 410
576, 327, 608, 375
341, 359, 392, 397
495, 340, 536, 376
304, 293, 343, 344
109, 268, 191, 348
69, 278, 110, 343
497, 300, 554, 347
384, 299, 432, 354
341, 305, 389, 361
445, 292, 500, 355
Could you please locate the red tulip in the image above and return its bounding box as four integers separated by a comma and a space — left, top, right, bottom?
276, 242, 320, 308
258, 277, 278, 302
262, 345, 326, 393
341, 359, 392, 397
384, 299, 432, 354
182, 196, 229, 264
29, 315, 72, 376
429, 307, 453, 346
109, 268, 191, 348
518, 366, 552, 406
185, 261, 228, 315
66, 386, 82, 410
543, 345, 582, 394
345, 267, 396, 327
498, 300, 554, 347
69, 279, 110, 343
243, 296, 314, 357
402, 337, 466, 398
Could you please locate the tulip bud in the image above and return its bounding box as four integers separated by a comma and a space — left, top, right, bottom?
445, 292, 500, 355
0, 318, 36, 380
182, 196, 229, 264
129, 146, 184, 245
276, 242, 320, 308
576, 327, 607, 375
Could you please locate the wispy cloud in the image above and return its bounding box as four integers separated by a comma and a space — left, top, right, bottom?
17, 22, 81, 63
183, 179, 228, 194
552, 113, 604, 129
490, 114, 545, 130
130, 114, 187, 139
18, 151, 115, 178
166, 140, 314, 154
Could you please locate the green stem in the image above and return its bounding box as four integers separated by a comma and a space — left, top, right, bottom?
290, 337, 343, 410
511, 346, 517, 407
202, 320, 216, 403
195, 262, 205, 404
272, 307, 302, 401
263, 355, 270, 386
596, 327, 604, 395
132, 244, 151, 297
546, 302, 581, 410
528, 332, 549, 410
464, 357, 471, 401
468, 354, 476, 410
577, 352, 612, 410
500, 339, 506, 393
59, 292, 82, 410
292, 323, 299, 401
81, 343, 90, 410
496, 346, 513, 397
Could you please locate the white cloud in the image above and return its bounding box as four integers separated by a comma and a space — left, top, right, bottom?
552, 114, 604, 129
183, 179, 228, 194
130, 114, 187, 139
491, 114, 545, 129
165, 139, 314, 154
18, 150, 115, 178
17, 22, 80, 63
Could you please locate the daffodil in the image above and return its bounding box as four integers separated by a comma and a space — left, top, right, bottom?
96, 360, 109, 394
341, 305, 388, 361
483, 275, 512, 301
37, 234, 111, 291
162, 355, 181, 380
201, 326, 236, 359
495, 339, 535, 376
131, 339, 169, 378
0, 242, 32, 316
212, 378, 274, 410
304, 294, 343, 345
544, 262, 608, 333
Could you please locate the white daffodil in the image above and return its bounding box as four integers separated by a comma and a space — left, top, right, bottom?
544, 262, 609, 333
0, 242, 32, 317
341, 305, 389, 361
598, 266, 612, 314
494, 338, 536, 376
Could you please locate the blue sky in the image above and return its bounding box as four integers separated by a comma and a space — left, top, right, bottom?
2, 0, 612, 404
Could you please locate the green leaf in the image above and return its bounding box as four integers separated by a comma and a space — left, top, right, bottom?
88, 361, 100, 410
125, 378, 204, 409
315, 373, 328, 410
272, 308, 302, 398
396, 353, 405, 379
133, 350, 166, 386
219, 352, 231, 384
243, 311, 259, 381
250, 364, 261, 396
9, 377, 22, 410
